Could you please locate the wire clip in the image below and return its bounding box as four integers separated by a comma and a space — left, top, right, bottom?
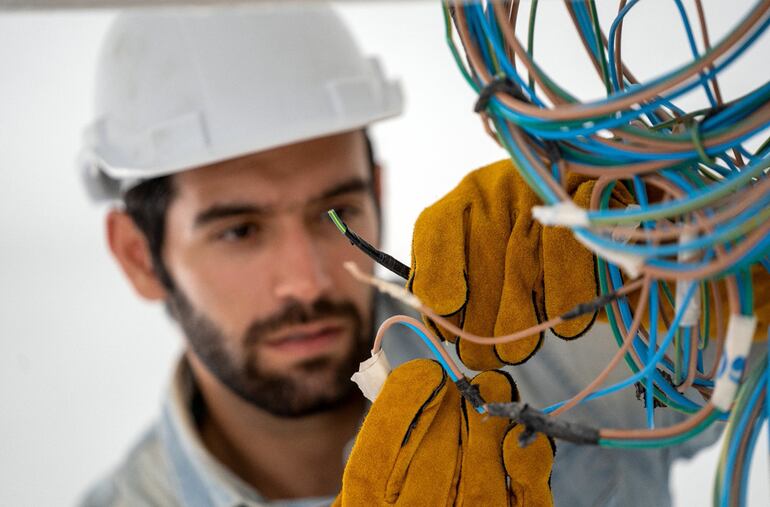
532, 201, 590, 227
711, 314, 757, 411
474, 75, 529, 113
351, 350, 392, 402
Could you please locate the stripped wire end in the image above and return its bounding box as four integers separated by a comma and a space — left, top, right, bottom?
327, 209, 347, 234
343, 261, 422, 310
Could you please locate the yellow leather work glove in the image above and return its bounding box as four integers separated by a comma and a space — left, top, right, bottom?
409, 159, 632, 370
334, 359, 555, 506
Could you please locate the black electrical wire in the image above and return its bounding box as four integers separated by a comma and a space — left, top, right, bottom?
327, 209, 411, 279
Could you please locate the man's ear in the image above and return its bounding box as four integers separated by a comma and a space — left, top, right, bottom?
106, 209, 167, 301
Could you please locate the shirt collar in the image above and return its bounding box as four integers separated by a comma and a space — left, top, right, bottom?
161, 357, 264, 507
160, 358, 337, 507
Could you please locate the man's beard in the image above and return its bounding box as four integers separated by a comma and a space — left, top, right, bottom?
166, 288, 372, 418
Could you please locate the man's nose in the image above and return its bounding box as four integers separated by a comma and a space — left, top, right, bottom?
272, 225, 333, 303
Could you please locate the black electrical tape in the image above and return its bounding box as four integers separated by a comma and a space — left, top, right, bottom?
344, 228, 411, 280
560, 289, 623, 321
474, 76, 529, 113
517, 426, 538, 448
485, 402, 600, 445
475, 79, 560, 165
454, 377, 485, 410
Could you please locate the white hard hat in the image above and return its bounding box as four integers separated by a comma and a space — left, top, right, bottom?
79, 4, 403, 201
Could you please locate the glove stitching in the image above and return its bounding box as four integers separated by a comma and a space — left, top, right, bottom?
400, 366, 448, 448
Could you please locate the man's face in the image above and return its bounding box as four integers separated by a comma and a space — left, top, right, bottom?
161, 131, 379, 417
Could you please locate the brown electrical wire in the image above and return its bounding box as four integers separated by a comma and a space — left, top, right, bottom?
373, 315, 465, 381
692, 0, 749, 170
600, 402, 715, 439
705, 280, 727, 380
613, 0, 628, 92
563, 0, 608, 85
344, 260, 646, 348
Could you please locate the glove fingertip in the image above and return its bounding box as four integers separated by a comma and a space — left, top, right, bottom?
495, 333, 544, 366
456, 338, 505, 371
503, 425, 555, 475
550, 311, 598, 340
410, 205, 470, 315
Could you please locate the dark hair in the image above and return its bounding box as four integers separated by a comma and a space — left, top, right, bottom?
124, 131, 377, 289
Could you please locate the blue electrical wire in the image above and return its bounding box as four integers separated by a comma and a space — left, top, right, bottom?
607, 0, 640, 92
647, 280, 658, 428
766, 335, 770, 478
395, 322, 486, 415
720, 375, 765, 507
672, 0, 719, 107
470, 2, 546, 107
397, 321, 459, 382
607, 262, 704, 411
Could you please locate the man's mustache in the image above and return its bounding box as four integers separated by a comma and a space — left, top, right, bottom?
243, 298, 362, 346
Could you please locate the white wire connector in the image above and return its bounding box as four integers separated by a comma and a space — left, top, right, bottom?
351, 350, 392, 402
532, 202, 590, 227
343, 261, 422, 309
711, 314, 757, 411
675, 233, 701, 327
574, 233, 645, 278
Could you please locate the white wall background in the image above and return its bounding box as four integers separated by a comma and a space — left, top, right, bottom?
0, 1, 767, 505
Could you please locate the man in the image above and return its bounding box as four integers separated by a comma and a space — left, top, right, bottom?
79, 6, 425, 506
79, 4, 715, 507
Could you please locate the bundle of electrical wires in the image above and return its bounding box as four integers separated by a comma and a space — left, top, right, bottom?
438, 1, 769, 505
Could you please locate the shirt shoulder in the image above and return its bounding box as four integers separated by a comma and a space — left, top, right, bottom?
78, 424, 181, 507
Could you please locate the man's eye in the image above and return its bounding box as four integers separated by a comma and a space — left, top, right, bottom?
218, 223, 261, 242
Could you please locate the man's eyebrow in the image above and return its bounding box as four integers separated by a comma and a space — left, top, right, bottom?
192, 178, 371, 227
310, 177, 373, 203
194, 203, 272, 228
